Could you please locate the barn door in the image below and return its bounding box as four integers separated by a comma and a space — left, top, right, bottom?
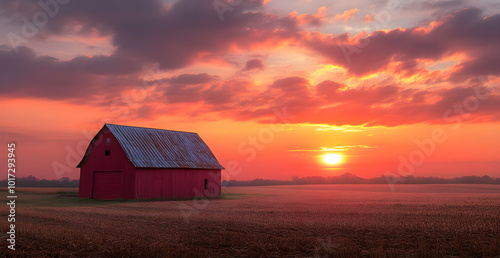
153, 178, 163, 198
92, 171, 123, 199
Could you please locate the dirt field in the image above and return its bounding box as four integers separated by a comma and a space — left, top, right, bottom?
1, 184, 499, 257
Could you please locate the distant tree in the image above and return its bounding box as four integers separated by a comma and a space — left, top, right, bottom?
0, 175, 79, 187
222, 174, 500, 187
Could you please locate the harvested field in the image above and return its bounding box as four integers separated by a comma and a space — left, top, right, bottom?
1, 184, 499, 257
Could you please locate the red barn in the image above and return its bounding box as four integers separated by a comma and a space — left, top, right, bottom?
77, 124, 224, 200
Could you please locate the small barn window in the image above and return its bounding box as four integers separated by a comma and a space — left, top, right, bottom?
204, 179, 208, 190
105, 150, 110, 156
106, 138, 111, 146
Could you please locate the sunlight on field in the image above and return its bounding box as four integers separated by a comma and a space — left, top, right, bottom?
0, 185, 499, 256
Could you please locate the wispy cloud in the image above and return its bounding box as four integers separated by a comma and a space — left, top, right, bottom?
333, 8, 359, 22
289, 145, 378, 152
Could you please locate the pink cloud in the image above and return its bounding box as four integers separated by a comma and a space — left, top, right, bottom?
305, 8, 500, 78
333, 8, 359, 22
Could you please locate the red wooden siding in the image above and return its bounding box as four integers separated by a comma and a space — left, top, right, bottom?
135, 169, 221, 199
92, 171, 124, 199
79, 127, 136, 199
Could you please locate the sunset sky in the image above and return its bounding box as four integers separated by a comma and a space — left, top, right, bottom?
1, 0, 499, 181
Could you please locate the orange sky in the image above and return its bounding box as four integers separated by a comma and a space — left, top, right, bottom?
0, 0, 499, 180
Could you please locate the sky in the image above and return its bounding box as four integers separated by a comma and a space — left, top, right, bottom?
0, 0, 499, 181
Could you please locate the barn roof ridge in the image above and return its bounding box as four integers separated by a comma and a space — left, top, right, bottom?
104, 123, 198, 135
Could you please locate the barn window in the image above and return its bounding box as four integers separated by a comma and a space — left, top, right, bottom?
204, 179, 208, 190
106, 138, 111, 146
105, 150, 110, 156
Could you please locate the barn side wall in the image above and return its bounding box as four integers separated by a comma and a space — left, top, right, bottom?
135, 168, 221, 199
79, 127, 136, 199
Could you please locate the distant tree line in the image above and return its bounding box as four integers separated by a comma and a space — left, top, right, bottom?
0, 175, 79, 188
1, 174, 499, 188
223, 173, 500, 187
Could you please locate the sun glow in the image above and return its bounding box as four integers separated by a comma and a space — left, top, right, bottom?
323, 153, 342, 165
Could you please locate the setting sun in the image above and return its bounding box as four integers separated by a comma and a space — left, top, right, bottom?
323, 154, 342, 165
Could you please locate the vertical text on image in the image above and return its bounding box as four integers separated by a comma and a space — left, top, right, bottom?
7, 143, 17, 251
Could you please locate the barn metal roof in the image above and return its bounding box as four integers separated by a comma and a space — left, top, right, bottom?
77, 124, 224, 169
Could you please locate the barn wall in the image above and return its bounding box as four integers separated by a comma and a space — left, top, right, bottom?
135, 168, 221, 199
79, 127, 136, 199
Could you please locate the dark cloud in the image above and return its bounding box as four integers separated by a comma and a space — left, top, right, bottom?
0, 0, 300, 100
203, 80, 250, 105
429, 8, 500, 47
168, 73, 216, 85
306, 8, 500, 78
0, 46, 141, 99
452, 52, 500, 79
2, 4, 498, 81
306, 28, 446, 76
421, 0, 467, 9
1, 0, 297, 70
69, 55, 142, 75
316, 80, 345, 98
163, 84, 204, 103
243, 58, 264, 71
112, 0, 296, 70
0, 0, 165, 36
160, 74, 250, 106
266, 77, 315, 114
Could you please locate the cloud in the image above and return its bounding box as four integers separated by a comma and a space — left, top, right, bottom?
0, 0, 296, 100
421, 0, 466, 9
168, 73, 217, 85
243, 58, 264, 71
203, 79, 251, 106
0, 46, 141, 99
453, 52, 500, 78
4, 3, 496, 96
2, 4, 498, 82
289, 145, 378, 152
264, 77, 315, 115
159, 74, 251, 107
333, 8, 359, 22
298, 82, 499, 127
305, 8, 500, 78
1, 0, 297, 70
163, 83, 205, 104
147, 73, 500, 127
288, 6, 328, 27
364, 14, 374, 23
